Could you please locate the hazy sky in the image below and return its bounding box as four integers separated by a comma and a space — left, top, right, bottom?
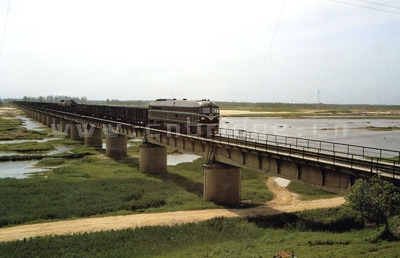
1, 0, 399, 104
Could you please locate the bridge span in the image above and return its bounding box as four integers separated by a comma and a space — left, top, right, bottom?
13, 101, 400, 205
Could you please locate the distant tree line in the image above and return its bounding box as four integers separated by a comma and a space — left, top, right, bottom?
22, 96, 88, 104
216, 101, 400, 111
20, 96, 150, 107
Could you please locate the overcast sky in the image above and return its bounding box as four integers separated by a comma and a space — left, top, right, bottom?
0, 0, 399, 104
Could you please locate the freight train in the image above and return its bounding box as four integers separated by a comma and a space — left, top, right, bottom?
14, 99, 220, 137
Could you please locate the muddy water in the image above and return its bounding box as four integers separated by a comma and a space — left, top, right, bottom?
17, 116, 47, 131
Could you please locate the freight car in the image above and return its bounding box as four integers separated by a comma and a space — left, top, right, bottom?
14, 98, 220, 137
77, 104, 148, 126
148, 98, 220, 136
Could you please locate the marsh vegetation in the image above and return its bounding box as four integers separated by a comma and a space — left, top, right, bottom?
0, 107, 399, 257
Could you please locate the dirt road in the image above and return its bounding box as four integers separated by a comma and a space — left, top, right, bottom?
0, 177, 345, 242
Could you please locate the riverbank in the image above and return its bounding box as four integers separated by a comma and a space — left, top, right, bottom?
220, 109, 400, 118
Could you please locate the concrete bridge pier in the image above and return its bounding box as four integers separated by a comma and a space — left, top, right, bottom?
45, 115, 52, 127
59, 119, 71, 137
41, 114, 47, 125
70, 122, 85, 140
106, 133, 127, 157
25, 110, 32, 118
33, 111, 39, 122
139, 143, 167, 174
203, 163, 241, 206
38, 113, 43, 123
85, 126, 103, 149
51, 117, 60, 128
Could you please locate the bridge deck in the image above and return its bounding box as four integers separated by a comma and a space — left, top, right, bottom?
14, 101, 400, 183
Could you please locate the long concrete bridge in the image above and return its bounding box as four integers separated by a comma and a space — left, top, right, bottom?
13, 101, 400, 205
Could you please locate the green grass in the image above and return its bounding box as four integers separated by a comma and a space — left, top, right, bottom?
0, 141, 55, 152
0, 215, 398, 257
365, 126, 400, 131
0, 145, 219, 227
287, 181, 340, 200
0, 117, 50, 140
0, 141, 273, 227
241, 168, 273, 205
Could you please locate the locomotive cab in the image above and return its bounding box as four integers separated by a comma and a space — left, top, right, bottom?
148, 98, 220, 137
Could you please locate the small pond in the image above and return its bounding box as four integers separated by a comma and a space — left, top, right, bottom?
0, 160, 48, 179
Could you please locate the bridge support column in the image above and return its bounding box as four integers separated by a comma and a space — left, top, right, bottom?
85, 127, 103, 149
42, 114, 47, 125
45, 115, 52, 127
59, 119, 71, 137
139, 143, 167, 174
50, 117, 66, 137
203, 163, 241, 206
51, 117, 60, 128
70, 122, 84, 140
26, 110, 32, 118
106, 133, 127, 157
38, 113, 43, 123
33, 112, 39, 122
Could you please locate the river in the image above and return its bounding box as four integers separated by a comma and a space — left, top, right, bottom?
220, 117, 400, 150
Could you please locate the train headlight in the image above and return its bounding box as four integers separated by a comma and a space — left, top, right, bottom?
201, 117, 205, 120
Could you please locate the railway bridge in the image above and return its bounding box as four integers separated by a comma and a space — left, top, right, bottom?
13, 101, 400, 205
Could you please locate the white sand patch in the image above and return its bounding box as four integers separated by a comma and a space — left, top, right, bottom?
274, 177, 291, 187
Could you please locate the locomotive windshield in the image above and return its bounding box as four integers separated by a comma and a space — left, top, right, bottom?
201, 107, 219, 114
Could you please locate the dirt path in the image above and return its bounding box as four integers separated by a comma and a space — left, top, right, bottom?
0, 177, 345, 242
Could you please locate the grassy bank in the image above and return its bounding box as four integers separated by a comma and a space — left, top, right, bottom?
0, 214, 398, 257
0, 117, 49, 140
0, 141, 275, 227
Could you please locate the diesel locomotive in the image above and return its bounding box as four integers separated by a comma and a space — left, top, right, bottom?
148, 99, 220, 136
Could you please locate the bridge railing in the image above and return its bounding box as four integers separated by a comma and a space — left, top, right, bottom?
218, 127, 400, 167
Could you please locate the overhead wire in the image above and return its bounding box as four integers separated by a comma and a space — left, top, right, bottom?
356, 0, 400, 10
327, 0, 400, 15
0, 0, 11, 53
270, 0, 285, 66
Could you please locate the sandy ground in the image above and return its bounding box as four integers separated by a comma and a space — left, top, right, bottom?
220, 109, 400, 116
220, 110, 287, 116
0, 107, 20, 119
0, 177, 345, 242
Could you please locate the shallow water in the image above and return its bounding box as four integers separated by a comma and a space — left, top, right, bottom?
0, 160, 47, 178
0, 146, 73, 178
0, 145, 72, 157
17, 116, 47, 131
167, 154, 200, 166
221, 117, 400, 150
